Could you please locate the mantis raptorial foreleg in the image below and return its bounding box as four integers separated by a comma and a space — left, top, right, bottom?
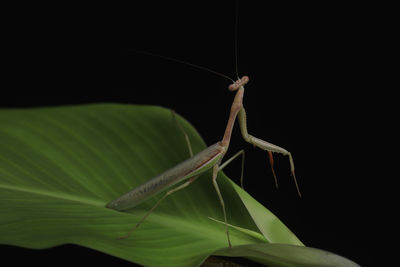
238, 106, 302, 197
267, 151, 278, 189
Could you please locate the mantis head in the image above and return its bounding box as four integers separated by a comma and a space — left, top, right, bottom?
228, 76, 249, 91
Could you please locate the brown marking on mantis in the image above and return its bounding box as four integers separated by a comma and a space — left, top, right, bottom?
268, 151, 278, 189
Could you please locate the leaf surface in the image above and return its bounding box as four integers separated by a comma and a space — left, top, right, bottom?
0, 104, 358, 266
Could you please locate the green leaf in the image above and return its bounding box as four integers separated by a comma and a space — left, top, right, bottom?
208, 217, 268, 242
215, 243, 360, 267
227, 179, 304, 245
0, 104, 358, 266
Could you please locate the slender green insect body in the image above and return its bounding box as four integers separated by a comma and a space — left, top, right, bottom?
106, 143, 224, 211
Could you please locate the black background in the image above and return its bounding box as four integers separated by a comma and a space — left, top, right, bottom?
1, 1, 391, 266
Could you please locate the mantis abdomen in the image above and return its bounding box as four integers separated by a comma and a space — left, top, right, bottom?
106, 142, 224, 211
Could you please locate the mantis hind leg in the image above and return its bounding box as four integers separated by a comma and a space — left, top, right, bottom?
119, 175, 200, 239
172, 110, 193, 157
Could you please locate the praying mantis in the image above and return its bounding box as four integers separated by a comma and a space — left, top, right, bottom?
106, 73, 301, 247
106, 1, 301, 249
